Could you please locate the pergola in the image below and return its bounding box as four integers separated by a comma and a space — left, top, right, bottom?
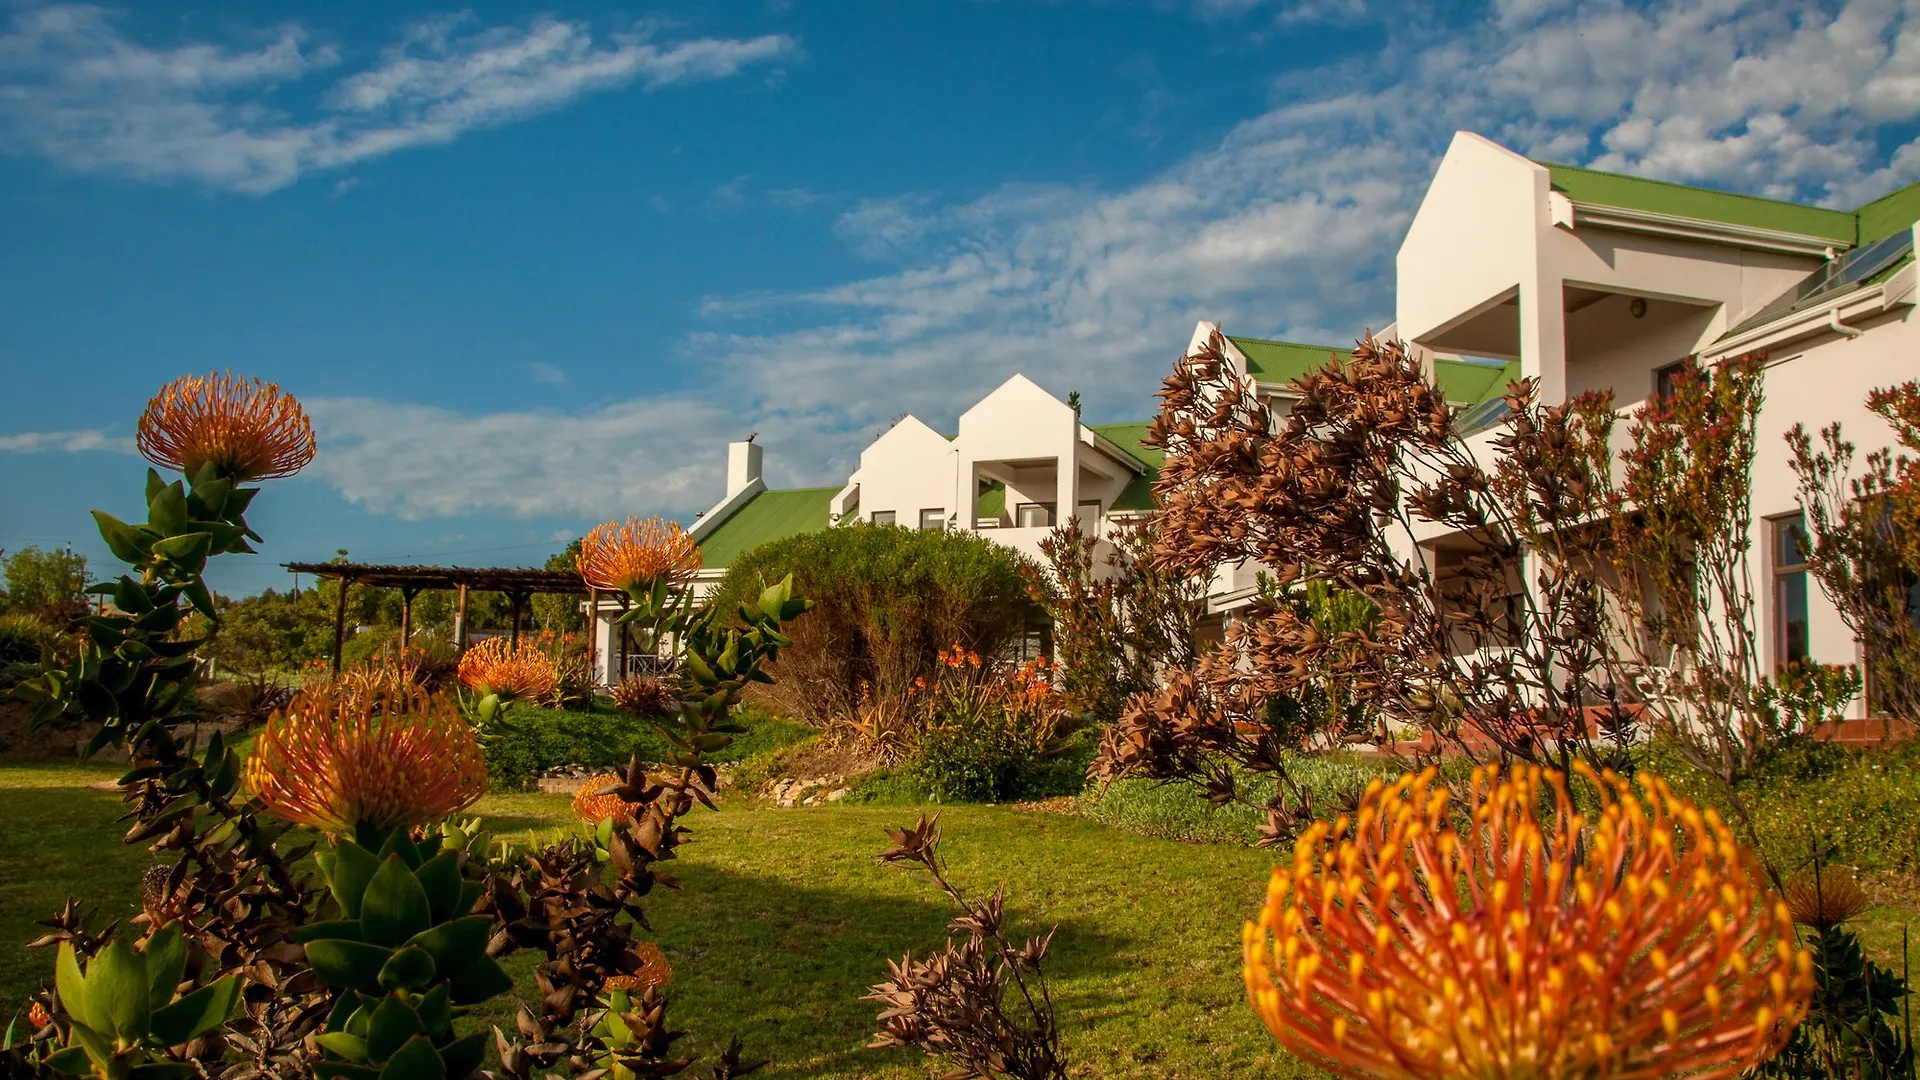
283, 562, 602, 675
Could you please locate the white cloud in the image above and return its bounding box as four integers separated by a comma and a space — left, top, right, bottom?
0, 429, 132, 453
527, 362, 567, 385
0, 5, 798, 193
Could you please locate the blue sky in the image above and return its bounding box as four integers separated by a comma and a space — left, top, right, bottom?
3, 0, 1919, 596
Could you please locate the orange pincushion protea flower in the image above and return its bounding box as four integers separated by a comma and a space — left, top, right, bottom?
572, 774, 644, 822
604, 940, 674, 992
576, 516, 701, 593
458, 637, 559, 702
1244, 763, 1812, 1080
136, 372, 315, 482
246, 685, 486, 836
27, 1000, 51, 1030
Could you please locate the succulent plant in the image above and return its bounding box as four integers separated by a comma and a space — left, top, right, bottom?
295, 827, 506, 1080
48, 925, 241, 1078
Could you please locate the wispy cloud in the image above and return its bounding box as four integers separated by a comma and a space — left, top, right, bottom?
0, 5, 799, 194
526, 362, 567, 385
0, 429, 131, 453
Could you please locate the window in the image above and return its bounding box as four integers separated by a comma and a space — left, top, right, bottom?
1654, 360, 1688, 401
1016, 502, 1055, 528
1075, 500, 1101, 527
919, 508, 947, 531
1771, 513, 1811, 669
871, 510, 896, 526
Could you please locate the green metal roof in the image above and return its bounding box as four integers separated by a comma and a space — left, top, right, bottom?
1433, 357, 1519, 408
1541, 162, 1857, 243
1086, 421, 1163, 512
1543, 162, 1920, 249
1225, 336, 1355, 384
695, 486, 838, 569
1855, 181, 1920, 245
976, 479, 1005, 519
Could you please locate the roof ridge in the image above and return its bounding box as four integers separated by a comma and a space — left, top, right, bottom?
1539, 160, 1852, 217
1225, 334, 1355, 351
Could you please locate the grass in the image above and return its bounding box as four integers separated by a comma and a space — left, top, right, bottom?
0, 759, 1318, 1079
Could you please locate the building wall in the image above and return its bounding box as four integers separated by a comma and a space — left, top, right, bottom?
850, 416, 958, 526
1742, 311, 1919, 679
1390, 128, 1920, 716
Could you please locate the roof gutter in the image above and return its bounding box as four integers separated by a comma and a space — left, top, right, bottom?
1704, 262, 1916, 360
1564, 201, 1850, 259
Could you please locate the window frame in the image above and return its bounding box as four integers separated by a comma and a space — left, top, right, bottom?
918, 508, 947, 532
1015, 502, 1056, 529
870, 510, 896, 526
1768, 511, 1812, 671
1653, 360, 1688, 402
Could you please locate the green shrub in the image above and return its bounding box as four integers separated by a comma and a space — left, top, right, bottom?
1079, 752, 1434, 844
1646, 736, 1920, 874
482, 701, 813, 792
0, 660, 42, 691
0, 612, 66, 666
708, 523, 1039, 725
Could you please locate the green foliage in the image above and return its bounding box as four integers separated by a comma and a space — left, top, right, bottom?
1759, 921, 1915, 1078
1647, 736, 1920, 874
484, 703, 813, 792
1, 546, 89, 622
1080, 753, 1412, 844
903, 723, 1093, 804
709, 523, 1038, 725
299, 826, 499, 1079
46, 926, 241, 1077
0, 612, 67, 666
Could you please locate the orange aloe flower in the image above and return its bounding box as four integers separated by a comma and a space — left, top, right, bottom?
572, 774, 644, 823
246, 685, 487, 836
27, 1001, 51, 1030
458, 637, 559, 702
136, 372, 316, 482
1244, 763, 1812, 1080
576, 516, 701, 593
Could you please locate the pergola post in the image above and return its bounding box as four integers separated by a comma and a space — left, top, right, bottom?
508, 590, 530, 647
399, 586, 420, 652
585, 586, 599, 698
454, 584, 469, 654
330, 576, 351, 675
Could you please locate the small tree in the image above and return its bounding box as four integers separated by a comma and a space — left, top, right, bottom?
1789, 380, 1920, 721
1, 545, 89, 622
1099, 332, 1782, 839
1026, 516, 1208, 725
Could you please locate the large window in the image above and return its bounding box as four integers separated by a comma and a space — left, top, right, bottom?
871, 510, 896, 526
919, 508, 947, 531
1771, 513, 1811, 668
1016, 502, 1055, 529
1075, 499, 1101, 527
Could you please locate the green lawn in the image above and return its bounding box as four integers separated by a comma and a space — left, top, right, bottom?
0, 760, 1318, 1079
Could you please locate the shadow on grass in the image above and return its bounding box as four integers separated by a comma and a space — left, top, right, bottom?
625, 863, 1134, 1080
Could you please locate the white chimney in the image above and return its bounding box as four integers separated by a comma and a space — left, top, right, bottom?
726, 440, 763, 496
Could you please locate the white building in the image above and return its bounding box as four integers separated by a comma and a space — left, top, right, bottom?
1385, 131, 1920, 715
587, 374, 1168, 685
593, 130, 1920, 710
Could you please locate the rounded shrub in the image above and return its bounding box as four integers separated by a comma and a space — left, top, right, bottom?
708, 523, 1040, 726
